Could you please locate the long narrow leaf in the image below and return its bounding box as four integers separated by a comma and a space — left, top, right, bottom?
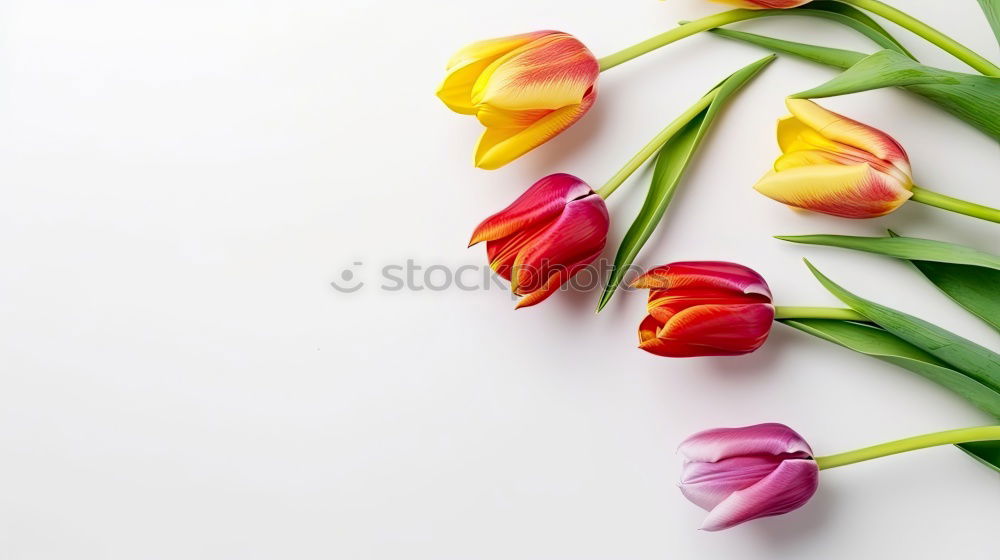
794, 1, 915, 58
959, 441, 1000, 472
707, 30, 1000, 139
782, 318, 1000, 470
779, 233, 1000, 332
803, 260, 1000, 394
791, 50, 1000, 139
779, 319, 1000, 418
596, 56, 775, 311
707, 28, 865, 69
777, 234, 1000, 270
887, 232, 1000, 333
978, 0, 1000, 46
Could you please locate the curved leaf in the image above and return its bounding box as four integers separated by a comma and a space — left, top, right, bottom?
707, 30, 1000, 140
777, 234, 1000, 270
779, 233, 1000, 332
959, 441, 1000, 472
779, 318, 1000, 418
595, 56, 775, 311
803, 260, 1000, 394
978, 0, 1000, 46
794, 1, 915, 58
791, 50, 1000, 139
707, 27, 865, 69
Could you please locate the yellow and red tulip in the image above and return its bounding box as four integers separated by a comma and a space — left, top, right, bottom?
437, 31, 599, 170
632, 262, 774, 357
754, 99, 914, 219
712, 0, 811, 8
469, 173, 609, 309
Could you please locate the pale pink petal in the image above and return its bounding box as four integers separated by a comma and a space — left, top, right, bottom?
679, 423, 813, 463
700, 459, 819, 531
680, 455, 784, 511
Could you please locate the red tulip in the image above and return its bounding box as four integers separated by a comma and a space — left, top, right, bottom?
469, 173, 609, 308
631, 262, 774, 357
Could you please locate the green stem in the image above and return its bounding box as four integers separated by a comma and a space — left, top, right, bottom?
910, 186, 1000, 224
772, 306, 868, 321
597, 9, 769, 71
594, 87, 719, 199
815, 426, 1000, 470
839, 0, 1000, 76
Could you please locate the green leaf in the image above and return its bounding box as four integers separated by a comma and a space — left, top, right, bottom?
595, 56, 774, 311
776, 234, 1000, 270
707, 30, 1000, 140
792, 1, 915, 58
779, 233, 1000, 332
792, 50, 1000, 140
959, 440, 1000, 472
779, 319, 1000, 418
978, 0, 1000, 46
803, 259, 1000, 394
707, 28, 865, 69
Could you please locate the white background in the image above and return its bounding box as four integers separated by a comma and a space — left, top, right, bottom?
1, 0, 998, 558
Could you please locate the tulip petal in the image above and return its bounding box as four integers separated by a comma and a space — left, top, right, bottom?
679, 423, 814, 463
469, 173, 593, 246
700, 458, 819, 531
785, 98, 910, 175
657, 303, 774, 354
474, 88, 596, 170
471, 33, 598, 111
712, 0, 811, 8
476, 105, 553, 129
436, 31, 553, 114
514, 247, 602, 309
511, 193, 608, 294
631, 262, 772, 300
680, 455, 784, 511
754, 163, 912, 218
646, 287, 770, 326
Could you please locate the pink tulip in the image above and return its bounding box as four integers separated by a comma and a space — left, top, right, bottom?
679, 423, 819, 531
469, 173, 609, 308
712, 0, 812, 8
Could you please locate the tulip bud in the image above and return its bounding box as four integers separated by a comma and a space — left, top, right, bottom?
437, 31, 599, 170
631, 262, 774, 357
712, 0, 812, 8
679, 423, 819, 531
754, 99, 914, 218
469, 173, 609, 308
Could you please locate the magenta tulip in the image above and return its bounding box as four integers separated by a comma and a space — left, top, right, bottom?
678, 423, 819, 531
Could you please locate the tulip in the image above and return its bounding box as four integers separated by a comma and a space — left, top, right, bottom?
469, 173, 609, 309
754, 98, 914, 218
679, 424, 1000, 531
437, 31, 599, 170
754, 99, 1000, 222
679, 423, 819, 531
631, 262, 774, 357
712, 0, 810, 8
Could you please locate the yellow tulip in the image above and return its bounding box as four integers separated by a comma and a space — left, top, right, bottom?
754, 99, 914, 218
436, 31, 599, 170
